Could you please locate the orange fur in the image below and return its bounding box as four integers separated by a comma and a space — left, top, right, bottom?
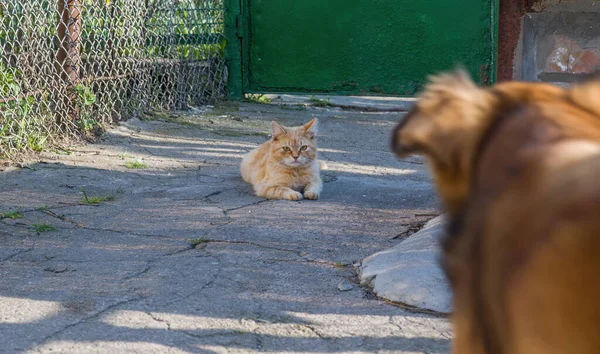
568, 76, 600, 117
241, 118, 322, 200
447, 106, 600, 354
392, 69, 600, 216
392, 71, 600, 354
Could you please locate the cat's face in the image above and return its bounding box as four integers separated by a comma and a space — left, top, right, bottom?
270, 118, 318, 167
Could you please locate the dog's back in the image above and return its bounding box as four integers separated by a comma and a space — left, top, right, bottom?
392, 71, 600, 354
445, 100, 600, 354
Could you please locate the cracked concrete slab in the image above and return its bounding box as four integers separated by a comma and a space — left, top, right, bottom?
0, 102, 449, 353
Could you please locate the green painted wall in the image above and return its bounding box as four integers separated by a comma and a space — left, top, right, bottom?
229, 0, 496, 96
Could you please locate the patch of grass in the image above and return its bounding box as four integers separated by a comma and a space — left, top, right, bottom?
189, 237, 209, 247
80, 187, 116, 205
28, 135, 47, 152
83, 195, 115, 204
140, 110, 170, 121
53, 148, 73, 155
243, 94, 272, 104
125, 160, 148, 169
0, 211, 24, 219
334, 262, 346, 269
308, 96, 331, 107
0, 67, 52, 158
33, 222, 58, 232
117, 152, 130, 160
280, 103, 307, 111
37, 205, 50, 211
142, 107, 269, 137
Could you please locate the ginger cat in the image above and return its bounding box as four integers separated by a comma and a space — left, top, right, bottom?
241, 118, 322, 200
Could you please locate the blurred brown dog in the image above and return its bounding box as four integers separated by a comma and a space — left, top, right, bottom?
392, 70, 600, 354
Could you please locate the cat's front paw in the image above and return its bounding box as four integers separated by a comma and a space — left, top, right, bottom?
285, 190, 304, 201
303, 190, 319, 200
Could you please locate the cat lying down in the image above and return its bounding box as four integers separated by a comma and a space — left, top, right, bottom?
241, 118, 322, 200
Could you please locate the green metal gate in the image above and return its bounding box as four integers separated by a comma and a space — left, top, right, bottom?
226, 0, 497, 98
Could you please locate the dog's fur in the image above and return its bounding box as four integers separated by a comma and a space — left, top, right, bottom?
392, 70, 600, 354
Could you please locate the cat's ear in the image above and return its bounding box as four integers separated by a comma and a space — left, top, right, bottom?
271, 121, 287, 140
303, 118, 318, 139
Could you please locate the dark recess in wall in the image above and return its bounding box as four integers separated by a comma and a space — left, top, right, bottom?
497, 0, 544, 81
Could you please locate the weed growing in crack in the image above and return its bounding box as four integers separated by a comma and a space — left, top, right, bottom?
334, 262, 346, 269
308, 96, 331, 107
52, 148, 73, 155
0, 211, 23, 219
243, 94, 272, 104
189, 237, 209, 247
80, 187, 116, 205
37, 205, 50, 211
33, 222, 57, 232
125, 160, 147, 169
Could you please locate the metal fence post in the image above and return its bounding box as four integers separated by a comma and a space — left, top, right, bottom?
56, 0, 82, 124
225, 0, 243, 99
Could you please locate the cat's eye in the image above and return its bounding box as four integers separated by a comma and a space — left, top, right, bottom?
282, 146, 291, 151
300, 145, 308, 151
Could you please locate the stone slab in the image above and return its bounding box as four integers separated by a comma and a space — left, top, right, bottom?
360, 215, 451, 314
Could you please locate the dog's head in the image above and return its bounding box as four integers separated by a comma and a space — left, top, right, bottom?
392, 70, 494, 214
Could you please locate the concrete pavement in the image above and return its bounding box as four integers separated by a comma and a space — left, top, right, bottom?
0, 101, 450, 353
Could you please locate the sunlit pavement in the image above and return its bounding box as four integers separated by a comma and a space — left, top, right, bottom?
0, 102, 449, 353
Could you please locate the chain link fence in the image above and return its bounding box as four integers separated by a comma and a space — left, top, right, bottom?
0, 0, 227, 158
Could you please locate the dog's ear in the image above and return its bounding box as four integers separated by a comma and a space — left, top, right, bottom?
391, 70, 493, 215
391, 107, 431, 156
392, 69, 481, 158
422, 68, 479, 105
